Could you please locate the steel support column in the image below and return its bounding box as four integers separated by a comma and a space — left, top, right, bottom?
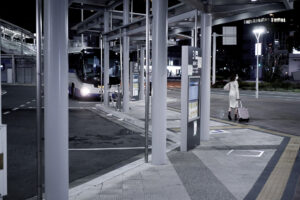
144, 0, 150, 163
123, 0, 130, 113
44, 0, 69, 199
200, 13, 212, 141
139, 47, 145, 100
104, 10, 110, 106
151, 0, 168, 165
11, 55, 16, 84
0, 28, 2, 124
35, 0, 43, 198
194, 11, 198, 47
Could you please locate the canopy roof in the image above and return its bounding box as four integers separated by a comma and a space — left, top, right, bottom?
69, 0, 293, 48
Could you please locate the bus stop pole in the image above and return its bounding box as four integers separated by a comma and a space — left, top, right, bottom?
139, 47, 144, 100
81, 3, 84, 47
194, 11, 198, 47
144, 0, 149, 163
0, 27, 2, 124
120, 30, 123, 96
200, 13, 212, 141
212, 32, 216, 85
103, 10, 110, 106
35, 0, 43, 199
100, 35, 103, 101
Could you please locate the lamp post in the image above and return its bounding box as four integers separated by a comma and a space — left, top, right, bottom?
253, 27, 265, 99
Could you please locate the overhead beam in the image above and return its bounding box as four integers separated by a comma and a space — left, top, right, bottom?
213, 6, 285, 25
69, 3, 105, 11
106, 9, 197, 41
212, 3, 278, 13
180, 0, 205, 11
69, 0, 106, 7
282, 0, 293, 9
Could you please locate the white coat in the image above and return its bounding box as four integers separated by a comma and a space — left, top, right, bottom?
228, 80, 240, 108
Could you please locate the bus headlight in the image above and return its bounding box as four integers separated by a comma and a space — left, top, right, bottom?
80, 87, 90, 96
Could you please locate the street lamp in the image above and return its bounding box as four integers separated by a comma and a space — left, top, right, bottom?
253, 27, 265, 99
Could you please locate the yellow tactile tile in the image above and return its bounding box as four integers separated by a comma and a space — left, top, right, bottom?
256, 137, 300, 200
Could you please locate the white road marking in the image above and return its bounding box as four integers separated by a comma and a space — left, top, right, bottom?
12, 108, 19, 111
20, 104, 25, 107
210, 130, 229, 134
107, 113, 113, 116
91, 107, 97, 110
69, 146, 151, 151
3, 111, 10, 115
227, 149, 234, 155
227, 149, 264, 157
32, 99, 36, 102
26, 102, 31, 104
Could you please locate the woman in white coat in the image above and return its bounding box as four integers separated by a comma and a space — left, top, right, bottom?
224, 75, 240, 120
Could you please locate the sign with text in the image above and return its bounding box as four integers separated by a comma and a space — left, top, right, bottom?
222, 26, 237, 45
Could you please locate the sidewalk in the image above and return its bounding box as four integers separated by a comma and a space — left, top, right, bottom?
69, 98, 300, 200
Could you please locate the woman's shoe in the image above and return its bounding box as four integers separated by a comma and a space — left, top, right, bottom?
228, 112, 232, 120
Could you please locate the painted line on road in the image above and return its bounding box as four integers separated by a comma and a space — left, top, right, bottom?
69, 146, 151, 151
32, 99, 36, 102
12, 107, 19, 111
26, 102, 31, 104
3, 111, 10, 115
226, 149, 234, 155
20, 104, 25, 107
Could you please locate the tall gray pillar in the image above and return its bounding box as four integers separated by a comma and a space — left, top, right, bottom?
11, 55, 16, 84
44, 0, 69, 199
151, 0, 168, 165
139, 47, 145, 100
200, 13, 212, 141
104, 10, 110, 106
123, 0, 130, 112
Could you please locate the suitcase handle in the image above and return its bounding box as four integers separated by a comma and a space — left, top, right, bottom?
238, 99, 243, 108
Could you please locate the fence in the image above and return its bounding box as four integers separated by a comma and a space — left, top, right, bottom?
1, 55, 37, 85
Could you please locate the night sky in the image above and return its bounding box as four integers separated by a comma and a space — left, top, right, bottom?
0, 1, 299, 34
0, 1, 36, 32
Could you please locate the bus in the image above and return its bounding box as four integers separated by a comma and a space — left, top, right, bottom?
68, 48, 120, 99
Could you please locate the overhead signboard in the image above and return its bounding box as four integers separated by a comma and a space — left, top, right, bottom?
222, 26, 237, 45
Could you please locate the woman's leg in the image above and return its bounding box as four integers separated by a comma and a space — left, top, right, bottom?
234, 107, 238, 120
228, 107, 232, 120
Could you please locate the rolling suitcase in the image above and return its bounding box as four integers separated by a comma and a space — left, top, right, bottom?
237, 100, 249, 122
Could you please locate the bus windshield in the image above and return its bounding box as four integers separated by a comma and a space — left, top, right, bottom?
83, 55, 100, 79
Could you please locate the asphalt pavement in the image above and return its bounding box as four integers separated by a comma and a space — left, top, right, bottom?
2, 85, 300, 199
2, 85, 147, 200
168, 88, 300, 137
